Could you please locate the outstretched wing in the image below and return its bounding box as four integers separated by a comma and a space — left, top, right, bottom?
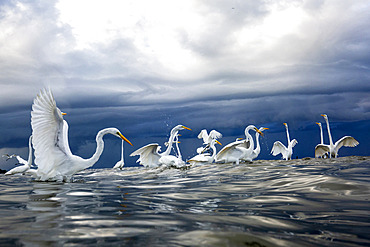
188, 153, 211, 163
271, 141, 287, 157
315, 144, 330, 158
15, 155, 28, 166
5, 165, 29, 175
291, 139, 298, 148
208, 130, 222, 141
198, 129, 209, 144
130, 143, 161, 167
216, 140, 244, 161
235, 139, 250, 149
334, 136, 359, 152
31, 88, 69, 179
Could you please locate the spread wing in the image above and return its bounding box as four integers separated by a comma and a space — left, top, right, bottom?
130, 143, 161, 167
15, 155, 28, 166
271, 141, 287, 157
5, 165, 29, 175
334, 136, 359, 152
208, 130, 222, 141
291, 139, 298, 148
235, 139, 250, 149
315, 144, 330, 158
198, 129, 209, 144
188, 153, 211, 163
216, 140, 244, 161
31, 88, 70, 179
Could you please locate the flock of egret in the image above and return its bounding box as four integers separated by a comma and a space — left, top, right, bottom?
2, 89, 360, 181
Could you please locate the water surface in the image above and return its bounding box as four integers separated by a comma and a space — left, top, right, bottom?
0, 156, 369, 246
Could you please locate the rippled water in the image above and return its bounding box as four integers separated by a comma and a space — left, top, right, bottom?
0, 156, 369, 246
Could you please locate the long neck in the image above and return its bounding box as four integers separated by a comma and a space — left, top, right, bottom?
285, 126, 291, 144
254, 131, 261, 153
175, 136, 182, 158
84, 130, 107, 169
163, 130, 177, 156
319, 125, 324, 144
27, 136, 33, 167
325, 117, 334, 145
210, 141, 217, 159
245, 127, 254, 150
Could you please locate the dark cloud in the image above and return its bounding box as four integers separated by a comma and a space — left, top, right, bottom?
0, 1, 369, 170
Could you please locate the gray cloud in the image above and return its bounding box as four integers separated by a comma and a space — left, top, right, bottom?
0, 0, 369, 169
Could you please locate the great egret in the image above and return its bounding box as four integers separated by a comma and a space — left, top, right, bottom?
5, 135, 34, 175
271, 123, 298, 160
196, 129, 210, 154
187, 130, 222, 165
315, 114, 359, 158
315, 122, 329, 158
113, 139, 125, 169
31, 88, 133, 181
174, 133, 182, 158
216, 125, 263, 164
130, 125, 191, 168
195, 129, 222, 154
244, 127, 268, 161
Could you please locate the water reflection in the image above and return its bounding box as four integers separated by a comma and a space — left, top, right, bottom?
23, 182, 68, 245
0, 156, 369, 246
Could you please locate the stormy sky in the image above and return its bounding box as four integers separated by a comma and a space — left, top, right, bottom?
0, 0, 369, 170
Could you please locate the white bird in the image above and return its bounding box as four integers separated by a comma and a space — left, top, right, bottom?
245, 127, 269, 161
188, 130, 222, 165
216, 125, 263, 164
31, 88, 133, 182
5, 135, 34, 175
271, 123, 298, 160
315, 122, 329, 158
173, 133, 182, 160
113, 139, 125, 169
315, 114, 359, 158
196, 129, 210, 154
195, 129, 222, 154
130, 125, 191, 168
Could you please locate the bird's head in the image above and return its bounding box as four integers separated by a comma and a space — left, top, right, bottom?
172, 125, 192, 134
215, 140, 222, 145
253, 127, 264, 136
108, 128, 133, 146
259, 127, 269, 132
316, 122, 321, 127
321, 114, 328, 119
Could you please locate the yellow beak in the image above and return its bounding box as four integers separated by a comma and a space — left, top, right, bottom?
182, 126, 192, 131
62, 112, 67, 116
118, 132, 133, 146
216, 140, 222, 145
255, 127, 264, 136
